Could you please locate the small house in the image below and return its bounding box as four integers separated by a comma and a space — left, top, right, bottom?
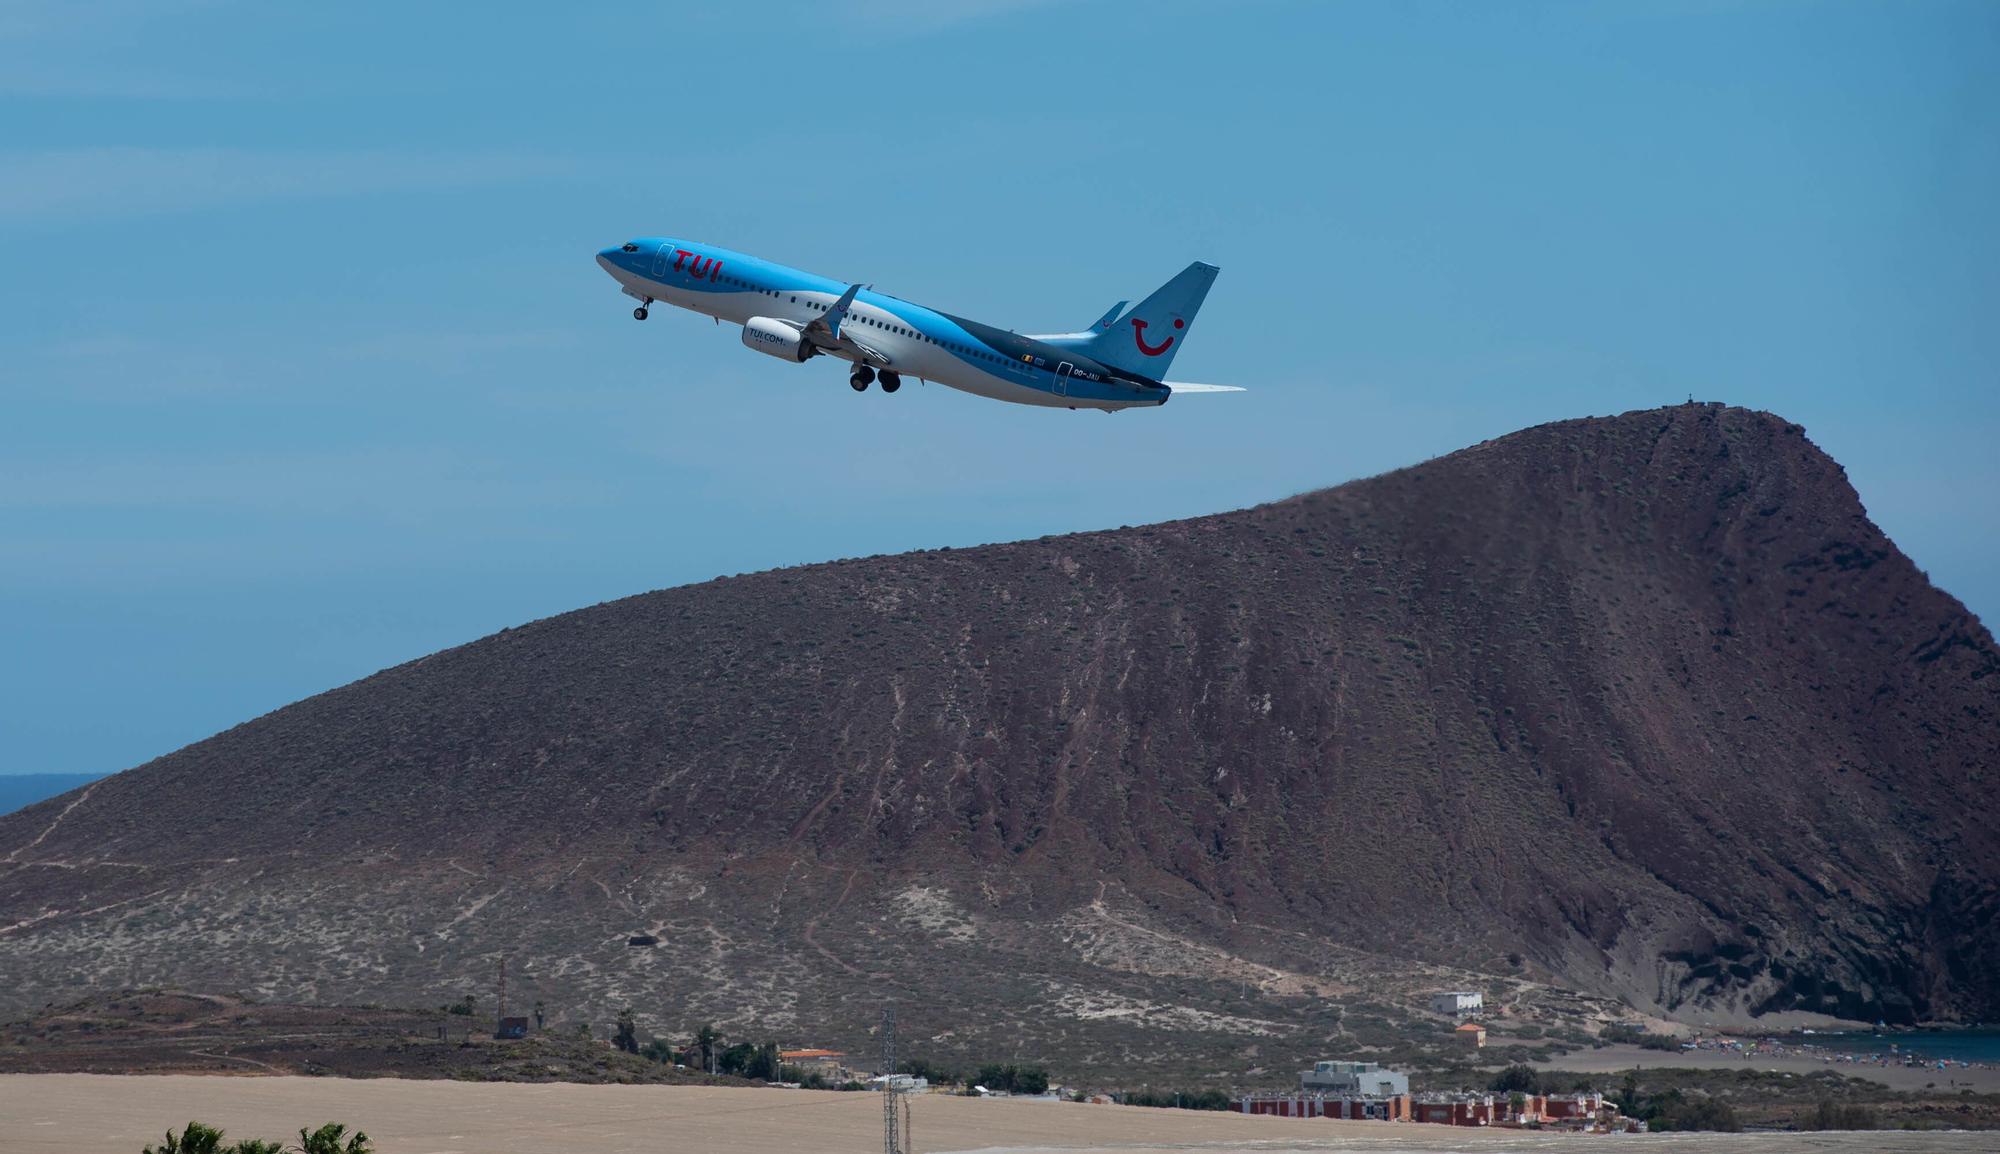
780, 1048, 846, 1074
1430, 991, 1484, 1016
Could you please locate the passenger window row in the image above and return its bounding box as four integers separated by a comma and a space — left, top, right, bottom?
718, 275, 784, 300
780, 298, 1021, 365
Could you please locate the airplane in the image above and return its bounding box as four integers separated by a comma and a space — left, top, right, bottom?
594, 237, 1244, 412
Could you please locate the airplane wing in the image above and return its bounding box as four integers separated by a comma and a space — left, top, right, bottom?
1164, 382, 1246, 394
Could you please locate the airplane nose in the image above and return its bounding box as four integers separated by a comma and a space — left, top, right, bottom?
596, 247, 620, 274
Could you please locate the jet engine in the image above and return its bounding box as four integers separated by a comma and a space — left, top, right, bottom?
740, 317, 812, 363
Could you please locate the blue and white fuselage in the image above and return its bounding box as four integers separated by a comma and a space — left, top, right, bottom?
594, 238, 1238, 412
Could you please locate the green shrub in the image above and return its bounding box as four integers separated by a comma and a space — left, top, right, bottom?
1804, 1100, 1878, 1130
974, 1063, 1050, 1094
640, 1038, 676, 1064
1652, 1096, 1740, 1132
781, 1064, 831, 1088
897, 1057, 962, 1085
1600, 1023, 1681, 1051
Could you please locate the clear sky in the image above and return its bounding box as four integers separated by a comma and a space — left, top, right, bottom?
2, 1, 1995, 777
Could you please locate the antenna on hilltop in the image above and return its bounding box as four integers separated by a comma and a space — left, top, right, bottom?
882, 1006, 906, 1154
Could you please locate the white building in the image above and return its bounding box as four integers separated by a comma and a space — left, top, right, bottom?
1431, 991, 1484, 1016
1301, 1060, 1409, 1097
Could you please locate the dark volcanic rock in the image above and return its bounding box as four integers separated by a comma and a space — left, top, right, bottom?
1, 404, 1993, 1070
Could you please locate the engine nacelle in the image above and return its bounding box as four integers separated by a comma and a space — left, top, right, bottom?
741, 316, 811, 363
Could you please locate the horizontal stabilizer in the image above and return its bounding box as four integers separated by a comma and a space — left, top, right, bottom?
1165, 382, 1245, 394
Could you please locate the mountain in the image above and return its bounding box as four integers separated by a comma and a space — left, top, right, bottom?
1, 404, 1992, 1077
0, 774, 103, 819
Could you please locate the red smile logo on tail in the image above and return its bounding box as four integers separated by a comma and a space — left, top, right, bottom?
1131, 316, 1184, 357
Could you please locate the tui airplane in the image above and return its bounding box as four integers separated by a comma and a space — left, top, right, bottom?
595, 238, 1243, 411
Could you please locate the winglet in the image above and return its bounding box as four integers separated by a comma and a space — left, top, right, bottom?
1092, 301, 1129, 332
822, 283, 863, 340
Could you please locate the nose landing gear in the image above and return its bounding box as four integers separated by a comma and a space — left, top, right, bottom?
632, 298, 652, 321
849, 365, 876, 392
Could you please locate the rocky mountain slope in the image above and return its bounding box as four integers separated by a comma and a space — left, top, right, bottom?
2, 404, 1992, 1075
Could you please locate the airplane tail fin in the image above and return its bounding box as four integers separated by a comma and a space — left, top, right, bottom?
1084, 262, 1218, 377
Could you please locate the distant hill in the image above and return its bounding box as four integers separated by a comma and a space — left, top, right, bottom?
0, 989, 717, 1082
1, 405, 1992, 1080
0, 774, 103, 819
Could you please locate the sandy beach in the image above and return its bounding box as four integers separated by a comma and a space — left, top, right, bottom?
0, 1076, 1992, 1154
1536, 1045, 2000, 1093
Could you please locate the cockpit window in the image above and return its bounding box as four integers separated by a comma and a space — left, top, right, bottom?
621, 243, 639, 252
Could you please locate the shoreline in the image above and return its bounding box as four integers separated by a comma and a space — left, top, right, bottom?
1773, 1030, 2000, 1065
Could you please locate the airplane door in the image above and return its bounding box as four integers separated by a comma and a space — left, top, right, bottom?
652, 243, 676, 278
1054, 362, 1075, 396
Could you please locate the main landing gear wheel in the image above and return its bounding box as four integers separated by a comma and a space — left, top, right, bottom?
849, 365, 876, 392
879, 370, 902, 393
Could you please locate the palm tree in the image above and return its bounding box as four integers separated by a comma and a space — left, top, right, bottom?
291, 1123, 371, 1154
139, 1120, 324, 1153
694, 1023, 722, 1073
746, 1041, 780, 1081
145, 1122, 225, 1154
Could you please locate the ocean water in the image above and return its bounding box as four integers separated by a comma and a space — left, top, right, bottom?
0, 772, 104, 818
1803, 1029, 2000, 1064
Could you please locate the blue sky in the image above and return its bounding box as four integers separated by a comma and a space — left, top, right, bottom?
3, 1, 1995, 777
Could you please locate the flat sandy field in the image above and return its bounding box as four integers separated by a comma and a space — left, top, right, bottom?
2, 1076, 1994, 1154
1535, 1045, 2000, 1094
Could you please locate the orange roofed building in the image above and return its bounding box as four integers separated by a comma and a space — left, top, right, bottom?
1455, 1022, 1487, 1048
780, 1048, 846, 1072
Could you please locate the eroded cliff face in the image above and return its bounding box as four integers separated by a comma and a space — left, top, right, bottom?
3, 404, 1993, 1067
